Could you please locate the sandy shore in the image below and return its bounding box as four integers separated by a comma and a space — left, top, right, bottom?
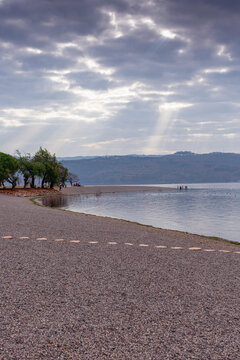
0, 194, 239, 359
61, 184, 175, 196
0, 185, 175, 198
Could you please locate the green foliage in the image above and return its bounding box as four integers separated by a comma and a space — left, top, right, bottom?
1, 147, 69, 189
0, 152, 9, 185
34, 147, 59, 188
16, 151, 31, 187
0, 152, 20, 188
58, 164, 68, 185
16, 150, 44, 188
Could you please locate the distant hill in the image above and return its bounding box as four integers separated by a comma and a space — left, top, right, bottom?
61, 152, 240, 185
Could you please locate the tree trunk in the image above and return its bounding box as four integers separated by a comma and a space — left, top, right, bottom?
11, 179, 17, 189
24, 176, 28, 188
41, 175, 46, 189
30, 175, 35, 188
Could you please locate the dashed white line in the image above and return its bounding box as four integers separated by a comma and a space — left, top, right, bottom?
1, 235, 238, 255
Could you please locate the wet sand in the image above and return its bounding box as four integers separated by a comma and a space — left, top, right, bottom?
0, 194, 239, 359
61, 184, 175, 196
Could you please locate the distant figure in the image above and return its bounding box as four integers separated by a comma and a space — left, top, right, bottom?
59, 184, 62, 191
185, 186, 188, 190
74, 182, 81, 187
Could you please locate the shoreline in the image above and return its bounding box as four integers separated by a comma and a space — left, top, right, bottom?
50, 186, 240, 246
34, 198, 240, 247
33, 187, 240, 247
0, 185, 239, 247
60, 184, 175, 196
0, 184, 175, 198
0, 191, 238, 250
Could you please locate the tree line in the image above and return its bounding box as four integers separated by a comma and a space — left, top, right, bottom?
0, 147, 79, 189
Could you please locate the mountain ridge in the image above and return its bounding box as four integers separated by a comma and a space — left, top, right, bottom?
60, 152, 240, 185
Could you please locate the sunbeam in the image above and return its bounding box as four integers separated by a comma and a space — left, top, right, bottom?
145, 102, 193, 154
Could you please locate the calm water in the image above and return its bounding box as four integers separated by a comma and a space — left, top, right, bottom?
42, 183, 240, 243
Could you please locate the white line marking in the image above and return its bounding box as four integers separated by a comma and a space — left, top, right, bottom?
10, 235, 239, 256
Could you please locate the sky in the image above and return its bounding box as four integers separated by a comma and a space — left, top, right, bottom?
0, 0, 240, 156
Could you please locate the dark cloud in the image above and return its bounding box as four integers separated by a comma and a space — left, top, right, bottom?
0, 0, 108, 43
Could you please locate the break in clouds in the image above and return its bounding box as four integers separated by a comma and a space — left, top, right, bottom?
0, 0, 240, 156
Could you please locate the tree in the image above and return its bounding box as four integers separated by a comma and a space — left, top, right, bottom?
33, 147, 68, 189
29, 161, 45, 188
0, 152, 9, 186
0, 152, 20, 189
1, 148, 69, 190
57, 164, 68, 186
16, 151, 39, 188
16, 150, 45, 188
67, 172, 80, 186
33, 148, 57, 188
16, 152, 31, 188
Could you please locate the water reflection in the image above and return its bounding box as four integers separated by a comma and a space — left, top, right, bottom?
41, 195, 69, 207
40, 193, 103, 208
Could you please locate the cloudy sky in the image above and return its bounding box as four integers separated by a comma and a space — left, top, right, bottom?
0, 0, 240, 156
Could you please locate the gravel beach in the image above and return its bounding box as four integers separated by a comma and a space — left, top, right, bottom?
0, 188, 239, 359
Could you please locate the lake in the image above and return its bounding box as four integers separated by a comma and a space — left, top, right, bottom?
41, 183, 240, 243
